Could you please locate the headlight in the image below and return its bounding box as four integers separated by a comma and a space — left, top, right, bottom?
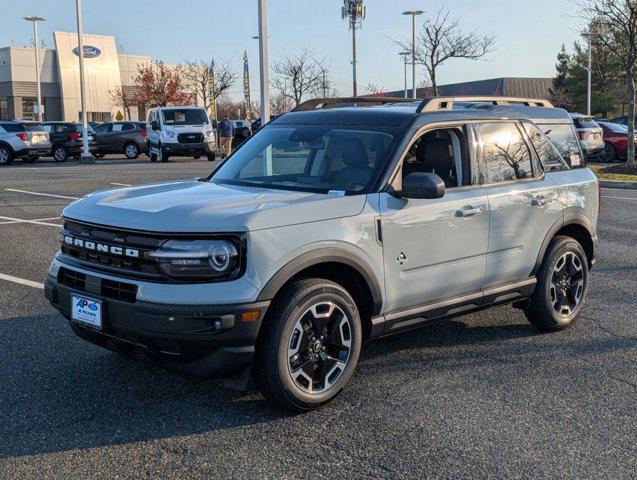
204, 129, 214, 137
162, 129, 176, 139
149, 239, 240, 279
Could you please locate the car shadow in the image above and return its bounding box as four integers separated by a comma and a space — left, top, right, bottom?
1, 309, 633, 459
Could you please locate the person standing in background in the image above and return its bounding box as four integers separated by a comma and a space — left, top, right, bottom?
218, 118, 234, 159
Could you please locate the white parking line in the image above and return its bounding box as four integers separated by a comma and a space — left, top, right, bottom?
602, 195, 637, 201
110, 182, 133, 187
0, 273, 44, 290
4, 188, 79, 200
0, 216, 62, 227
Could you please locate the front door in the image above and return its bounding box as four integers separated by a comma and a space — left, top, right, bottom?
379, 124, 489, 313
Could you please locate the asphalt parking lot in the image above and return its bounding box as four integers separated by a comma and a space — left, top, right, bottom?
0, 157, 635, 479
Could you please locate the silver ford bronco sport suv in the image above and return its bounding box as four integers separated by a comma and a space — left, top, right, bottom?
45, 96, 599, 411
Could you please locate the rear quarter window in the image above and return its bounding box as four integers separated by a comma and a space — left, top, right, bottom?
536, 123, 584, 169
0, 123, 26, 132
574, 117, 599, 129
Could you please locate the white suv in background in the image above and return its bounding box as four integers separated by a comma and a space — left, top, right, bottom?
146, 106, 216, 162
570, 113, 604, 160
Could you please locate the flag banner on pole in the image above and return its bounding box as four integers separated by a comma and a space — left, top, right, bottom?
208, 60, 216, 120
243, 51, 251, 119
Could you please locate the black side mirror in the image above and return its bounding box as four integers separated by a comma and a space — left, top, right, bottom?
151, 121, 160, 131
396, 172, 445, 199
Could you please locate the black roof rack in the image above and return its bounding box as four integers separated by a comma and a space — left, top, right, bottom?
291, 96, 554, 114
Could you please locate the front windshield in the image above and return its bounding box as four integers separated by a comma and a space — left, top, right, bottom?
162, 109, 208, 126
211, 125, 399, 194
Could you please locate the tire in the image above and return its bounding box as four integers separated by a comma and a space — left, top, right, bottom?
603, 142, 617, 163
53, 146, 68, 162
150, 152, 158, 162
525, 236, 589, 332
254, 278, 362, 412
0, 145, 13, 166
207, 152, 216, 162
124, 142, 140, 159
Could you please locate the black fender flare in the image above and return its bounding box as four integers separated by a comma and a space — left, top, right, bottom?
531, 212, 597, 275
256, 248, 383, 316
0, 141, 14, 154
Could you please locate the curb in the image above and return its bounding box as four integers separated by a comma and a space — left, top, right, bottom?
599, 180, 637, 190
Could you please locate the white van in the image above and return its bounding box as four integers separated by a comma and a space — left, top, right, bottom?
146, 106, 216, 162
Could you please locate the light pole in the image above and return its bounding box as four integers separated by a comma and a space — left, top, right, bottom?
402, 10, 423, 99
399, 51, 410, 99
582, 30, 593, 116
342, 0, 366, 97
257, 0, 270, 127
24, 16, 46, 122
75, 0, 93, 161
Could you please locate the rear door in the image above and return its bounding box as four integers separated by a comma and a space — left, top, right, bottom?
474, 121, 563, 288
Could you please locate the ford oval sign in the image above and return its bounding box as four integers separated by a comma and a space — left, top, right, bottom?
72, 46, 101, 58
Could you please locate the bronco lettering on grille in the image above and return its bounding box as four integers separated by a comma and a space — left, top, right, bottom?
64, 235, 140, 258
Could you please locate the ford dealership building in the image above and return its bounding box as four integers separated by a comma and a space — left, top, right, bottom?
0, 31, 153, 122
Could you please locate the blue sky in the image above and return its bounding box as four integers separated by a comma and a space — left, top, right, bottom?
2, 0, 584, 100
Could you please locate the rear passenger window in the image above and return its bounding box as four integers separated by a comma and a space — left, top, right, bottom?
122, 123, 136, 131
476, 123, 533, 183
522, 123, 568, 172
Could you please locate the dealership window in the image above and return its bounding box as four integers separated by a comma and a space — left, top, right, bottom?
22, 97, 37, 121
0, 97, 7, 119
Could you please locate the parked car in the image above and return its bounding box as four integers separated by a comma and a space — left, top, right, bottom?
41, 122, 97, 162
45, 96, 599, 411
609, 115, 635, 127
0, 120, 51, 166
570, 114, 604, 160
231, 119, 252, 148
146, 106, 216, 162
93, 121, 148, 159
598, 121, 634, 162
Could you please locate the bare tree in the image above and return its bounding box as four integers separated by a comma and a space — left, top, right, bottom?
272, 48, 328, 106
390, 8, 496, 94
577, 0, 637, 166
269, 93, 294, 115
108, 86, 137, 120
180, 57, 236, 115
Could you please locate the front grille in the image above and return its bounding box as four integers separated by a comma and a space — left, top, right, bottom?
177, 133, 203, 144
58, 267, 138, 303
61, 220, 164, 277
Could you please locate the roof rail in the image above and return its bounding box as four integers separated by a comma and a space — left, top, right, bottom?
292, 97, 418, 112
416, 96, 554, 112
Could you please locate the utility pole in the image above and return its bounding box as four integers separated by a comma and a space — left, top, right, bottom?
257, 0, 270, 127
75, 0, 93, 162
402, 10, 423, 99
24, 16, 46, 122
342, 0, 366, 97
399, 51, 409, 99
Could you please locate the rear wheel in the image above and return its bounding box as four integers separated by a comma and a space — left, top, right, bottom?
254, 278, 362, 412
207, 152, 216, 162
525, 236, 589, 332
53, 146, 68, 162
124, 142, 140, 159
0, 145, 13, 166
603, 142, 617, 163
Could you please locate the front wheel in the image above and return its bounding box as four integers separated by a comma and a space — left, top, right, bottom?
254, 279, 362, 412
525, 236, 589, 332
603, 142, 617, 163
0, 145, 13, 166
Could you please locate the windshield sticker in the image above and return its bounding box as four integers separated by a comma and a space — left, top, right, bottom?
328, 190, 346, 196
570, 154, 581, 166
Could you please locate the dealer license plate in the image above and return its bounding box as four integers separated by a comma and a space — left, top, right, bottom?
71, 295, 102, 330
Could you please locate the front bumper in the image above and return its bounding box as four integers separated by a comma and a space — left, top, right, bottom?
161, 141, 214, 157
45, 269, 269, 378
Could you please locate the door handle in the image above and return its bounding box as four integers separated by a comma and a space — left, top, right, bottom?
531, 195, 547, 207
455, 206, 482, 218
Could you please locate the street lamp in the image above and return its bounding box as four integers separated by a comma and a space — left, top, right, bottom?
402, 10, 423, 99
342, 0, 366, 97
23, 16, 46, 123
581, 30, 593, 116
74, 0, 93, 162
257, 0, 270, 127
399, 50, 410, 99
